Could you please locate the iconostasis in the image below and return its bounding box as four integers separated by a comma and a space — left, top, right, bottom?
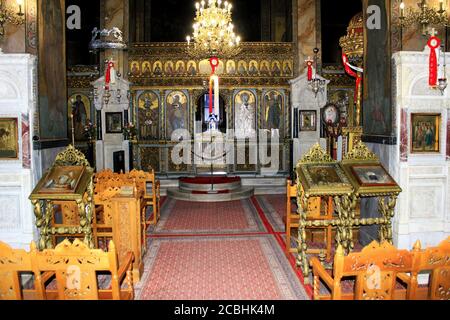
127, 42, 294, 176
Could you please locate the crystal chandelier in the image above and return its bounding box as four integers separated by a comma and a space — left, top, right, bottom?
186, 0, 241, 59
0, 0, 24, 38
399, 0, 448, 35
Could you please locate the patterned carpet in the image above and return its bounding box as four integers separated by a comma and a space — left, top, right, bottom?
137, 194, 312, 300
254, 195, 290, 232
149, 198, 266, 235
135, 236, 307, 300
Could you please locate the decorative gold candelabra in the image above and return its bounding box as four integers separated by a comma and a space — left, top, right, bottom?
339, 12, 364, 153
186, 0, 241, 59
0, 0, 25, 38
399, 0, 448, 35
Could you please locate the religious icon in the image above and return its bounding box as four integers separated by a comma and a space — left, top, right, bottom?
166, 91, 188, 138
260, 61, 270, 76
237, 61, 247, 76
187, 61, 197, 76
299, 110, 317, 132
304, 164, 345, 186
411, 113, 441, 153
153, 61, 163, 76
138, 91, 159, 140
38, 165, 85, 194
165, 61, 174, 75
176, 61, 185, 75
142, 61, 152, 75
199, 59, 212, 74
130, 61, 140, 76
283, 61, 292, 76
68, 94, 90, 141
234, 90, 256, 139
105, 112, 123, 134
0, 118, 18, 159
263, 90, 283, 131
322, 104, 340, 125
248, 61, 259, 76
226, 60, 236, 75
350, 164, 397, 187
271, 61, 281, 76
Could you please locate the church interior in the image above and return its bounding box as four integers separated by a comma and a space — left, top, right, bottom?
0, 0, 449, 302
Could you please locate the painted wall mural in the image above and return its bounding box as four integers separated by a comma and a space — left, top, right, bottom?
38, 0, 67, 140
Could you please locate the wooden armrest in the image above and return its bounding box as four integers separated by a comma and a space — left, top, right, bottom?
397, 273, 411, 285
118, 252, 134, 283
310, 257, 334, 289
41, 271, 55, 283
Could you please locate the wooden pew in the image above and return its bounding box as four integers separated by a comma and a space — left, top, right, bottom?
286, 179, 333, 261
36, 239, 134, 300
310, 240, 414, 300
399, 237, 450, 300
0, 241, 48, 300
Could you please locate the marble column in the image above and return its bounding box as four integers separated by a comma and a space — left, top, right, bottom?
102, 0, 129, 76
297, 0, 317, 75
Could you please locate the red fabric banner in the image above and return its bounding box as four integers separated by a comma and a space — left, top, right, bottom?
105, 61, 114, 90
342, 53, 361, 101
427, 36, 441, 86
209, 57, 219, 114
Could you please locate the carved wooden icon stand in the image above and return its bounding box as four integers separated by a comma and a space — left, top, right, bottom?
295, 144, 354, 282
295, 142, 402, 282
29, 145, 95, 250
340, 141, 402, 248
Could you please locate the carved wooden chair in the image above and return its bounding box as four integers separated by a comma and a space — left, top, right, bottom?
93, 175, 139, 249
0, 241, 49, 300
36, 239, 134, 300
132, 169, 160, 226
399, 237, 450, 300
286, 179, 333, 261
310, 241, 414, 300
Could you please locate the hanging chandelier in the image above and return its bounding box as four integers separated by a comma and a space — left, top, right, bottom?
305, 48, 327, 97
186, 0, 241, 60
0, 0, 25, 39
399, 0, 448, 36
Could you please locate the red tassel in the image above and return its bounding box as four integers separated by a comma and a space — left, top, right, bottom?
427, 36, 441, 86
306, 60, 313, 81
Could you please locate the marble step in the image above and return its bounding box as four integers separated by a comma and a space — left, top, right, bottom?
166, 186, 254, 202
179, 177, 242, 192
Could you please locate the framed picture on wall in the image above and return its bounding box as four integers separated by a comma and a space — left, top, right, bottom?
410, 113, 441, 153
299, 110, 317, 132
0, 118, 19, 159
105, 112, 123, 134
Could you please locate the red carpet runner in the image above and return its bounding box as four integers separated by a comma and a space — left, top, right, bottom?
137, 195, 312, 300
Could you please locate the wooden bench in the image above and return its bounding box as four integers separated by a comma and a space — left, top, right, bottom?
310, 240, 414, 300
36, 239, 134, 300
399, 237, 450, 300
0, 241, 49, 300
286, 179, 333, 261
310, 238, 450, 300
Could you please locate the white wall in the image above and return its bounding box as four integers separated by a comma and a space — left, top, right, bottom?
392, 49, 450, 249
0, 52, 37, 249
290, 72, 328, 166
